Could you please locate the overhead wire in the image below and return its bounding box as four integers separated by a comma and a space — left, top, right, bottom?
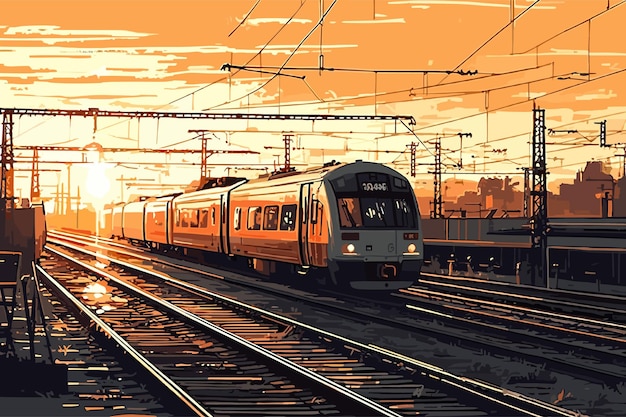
229, 0, 263, 37
17, 0, 626, 176
205, 0, 339, 111
412, 67, 626, 133
434, 0, 541, 88
211, 62, 555, 112
519, 0, 626, 54
368, 1, 626, 170
172, 0, 309, 109
94, 0, 309, 142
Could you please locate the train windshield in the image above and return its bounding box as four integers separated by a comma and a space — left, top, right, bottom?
332, 172, 418, 229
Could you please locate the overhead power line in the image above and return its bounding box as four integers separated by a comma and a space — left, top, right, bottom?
206, 0, 339, 111
220, 63, 479, 77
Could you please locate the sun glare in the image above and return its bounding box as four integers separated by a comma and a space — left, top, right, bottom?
86, 162, 111, 199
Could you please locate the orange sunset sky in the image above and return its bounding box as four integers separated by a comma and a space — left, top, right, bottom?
2, 0, 626, 210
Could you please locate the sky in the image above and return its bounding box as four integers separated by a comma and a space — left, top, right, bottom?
2, 0, 626, 210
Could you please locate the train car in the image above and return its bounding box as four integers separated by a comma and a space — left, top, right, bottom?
228, 160, 423, 289
122, 200, 148, 245
171, 179, 246, 253
111, 204, 125, 239
144, 194, 180, 251
228, 171, 305, 274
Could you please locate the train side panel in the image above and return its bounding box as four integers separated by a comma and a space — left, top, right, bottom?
228, 178, 316, 266
171, 189, 226, 253
122, 201, 147, 243
111, 205, 124, 238
144, 198, 172, 247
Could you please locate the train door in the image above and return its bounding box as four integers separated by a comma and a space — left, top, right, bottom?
299, 183, 311, 266
307, 182, 326, 266
165, 200, 172, 244
219, 194, 228, 254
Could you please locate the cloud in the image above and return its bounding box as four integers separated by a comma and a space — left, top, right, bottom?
3, 25, 153, 45
255, 44, 357, 54
575, 89, 617, 101
511, 91, 547, 99
388, 0, 555, 9
242, 18, 311, 27
341, 18, 406, 24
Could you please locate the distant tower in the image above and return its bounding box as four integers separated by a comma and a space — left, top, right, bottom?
431, 138, 442, 218
410, 141, 416, 177
30, 147, 41, 203
530, 107, 548, 287
1, 110, 15, 237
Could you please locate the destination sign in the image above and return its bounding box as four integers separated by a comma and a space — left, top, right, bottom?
361, 181, 388, 192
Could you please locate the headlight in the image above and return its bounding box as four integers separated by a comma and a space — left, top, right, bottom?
346, 243, 355, 253
407, 243, 416, 253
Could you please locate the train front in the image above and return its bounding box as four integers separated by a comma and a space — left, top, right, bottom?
325, 161, 423, 290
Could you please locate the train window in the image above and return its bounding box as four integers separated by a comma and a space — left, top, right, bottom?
175, 209, 180, 227
200, 209, 208, 228
280, 204, 297, 231
393, 176, 407, 189
393, 198, 416, 228
211, 207, 216, 226
248, 206, 262, 230
263, 205, 279, 230
234, 207, 241, 230
338, 198, 363, 228
331, 175, 357, 192
361, 198, 394, 227
181, 210, 189, 227
190, 210, 199, 228
311, 199, 321, 224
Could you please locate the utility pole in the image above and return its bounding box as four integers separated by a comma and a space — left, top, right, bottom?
520, 167, 531, 218
188, 129, 211, 186
457, 132, 472, 169
66, 163, 72, 216
596, 120, 607, 147
410, 141, 417, 177
282, 133, 294, 172
432, 137, 442, 218
617, 145, 626, 178
1, 110, 14, 238
429, 133, 470, 218
30, 147, 41, 203
54, 181, 60, 215
76, 186, 81, 228
119, 174, 125, 202
530, 107, 548, 287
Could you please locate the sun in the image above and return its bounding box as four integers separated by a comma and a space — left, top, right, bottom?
86, 162, 111, 200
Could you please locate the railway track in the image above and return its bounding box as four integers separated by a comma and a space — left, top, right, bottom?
51, 231, 626, 382
417, 273, 626, 321
40, 235, 577, 417
392, 287, 626, 378
7, 272, 178, 415
50, 230, 626, 415
39, 251, 397, 417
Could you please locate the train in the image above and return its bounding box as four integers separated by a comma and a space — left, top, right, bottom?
109, 160, 424, 290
